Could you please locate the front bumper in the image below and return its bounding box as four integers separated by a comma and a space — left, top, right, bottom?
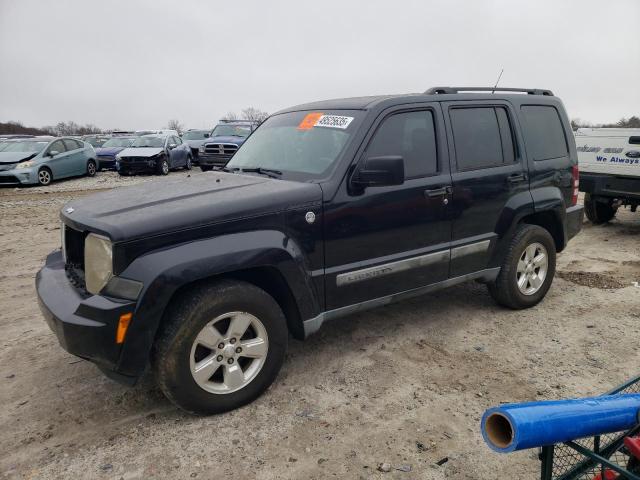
0, 167, 38, 185
117, 158, 157, 174
36, 250, 138, 382
565, 204, 584, 242
97, 156, 116, 170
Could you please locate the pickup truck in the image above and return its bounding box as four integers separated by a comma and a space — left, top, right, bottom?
575, 128, 640, 223
36, 87, 583, 414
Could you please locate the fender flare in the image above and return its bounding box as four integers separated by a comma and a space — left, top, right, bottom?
115, 230, 320, 376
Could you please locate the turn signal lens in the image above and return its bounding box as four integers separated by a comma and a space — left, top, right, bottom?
116, 313, 132, 344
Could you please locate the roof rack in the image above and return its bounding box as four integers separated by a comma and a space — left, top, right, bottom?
425, 87, 554, 96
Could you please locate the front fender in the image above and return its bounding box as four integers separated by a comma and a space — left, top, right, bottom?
115, 230, 319, 376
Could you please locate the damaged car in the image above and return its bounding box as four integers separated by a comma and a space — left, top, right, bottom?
0, 137, 97, 186
116, 134, 192, 176
94, 136, 135, 170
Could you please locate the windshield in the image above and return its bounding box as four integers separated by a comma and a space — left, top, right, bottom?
101, 137, 134, 148
226, 110, 362, 179
2, 141, 49, 153
85, 137, 108, 147
211, 125, 252, 138
182, 130, 209, 140
131, 136, 165, 148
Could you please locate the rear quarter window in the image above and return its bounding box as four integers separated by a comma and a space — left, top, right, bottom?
520, 105, 568, 161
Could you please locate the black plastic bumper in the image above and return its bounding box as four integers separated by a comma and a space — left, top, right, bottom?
580, 173, 640, 201
36, 250, 138, 383
565, 204, 584, 242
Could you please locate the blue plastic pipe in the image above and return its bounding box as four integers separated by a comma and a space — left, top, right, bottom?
481, 393, 640, 453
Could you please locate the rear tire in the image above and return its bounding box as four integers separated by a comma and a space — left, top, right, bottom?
153, 280, 288, 415
584, 193, 616, 224
86, 159, 97, 177
487, 224, 556, 309
37, 167, 52, 186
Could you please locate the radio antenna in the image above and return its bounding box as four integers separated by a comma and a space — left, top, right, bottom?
492, 69, 504, 93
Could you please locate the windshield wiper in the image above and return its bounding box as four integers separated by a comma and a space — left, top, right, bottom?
240, 167, 282, 179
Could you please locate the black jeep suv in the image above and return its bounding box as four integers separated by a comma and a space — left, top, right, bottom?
36, 87, 583, 414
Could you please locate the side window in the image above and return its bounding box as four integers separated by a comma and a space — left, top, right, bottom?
63, 139, 79, 151
175, 136, 182, 145
366, 110, 438, 178
629, 136, 640, 145
520, 105, 568, 161
47, 140, 66, 156
450, 107, 512, 170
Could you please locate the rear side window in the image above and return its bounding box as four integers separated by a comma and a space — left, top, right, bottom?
520, 105, 568, 161
366, 110, 438, 178
450, 107, 515, 170
630, 136, 640, 145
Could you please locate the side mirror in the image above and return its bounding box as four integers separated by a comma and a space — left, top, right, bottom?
168, 143, 177, 149
48, 150, 59, 157
351, 155, 405, 190
204, 133, 210, 138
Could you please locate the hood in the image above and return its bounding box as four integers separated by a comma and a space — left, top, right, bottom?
0, 151, 38, 164
95, 146, 127, 156
61, 172, 323, 242
205, 135, 248, 146
117, 147, 164, 158
184, 139, 208, 148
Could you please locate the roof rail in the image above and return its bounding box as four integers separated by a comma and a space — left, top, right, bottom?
425, 87, 554, 96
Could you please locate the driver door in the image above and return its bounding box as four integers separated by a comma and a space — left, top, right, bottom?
323, 104, 453, 310
44, 140, 69, 177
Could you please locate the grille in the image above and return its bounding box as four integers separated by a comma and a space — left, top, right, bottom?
204, 143, 238, 158
64, 225, 86, 269
0, 175, 19, 183
63, 225, 88, 292
0, 163, 17, 171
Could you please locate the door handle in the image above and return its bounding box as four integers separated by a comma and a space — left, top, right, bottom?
507, 173, 526, 184
424, 186, 452, 197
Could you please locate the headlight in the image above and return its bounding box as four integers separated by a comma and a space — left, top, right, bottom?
84, 233, 113, 295
16, 161, 34, 169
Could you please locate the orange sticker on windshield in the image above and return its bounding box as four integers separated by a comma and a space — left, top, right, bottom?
298, 112, 324, 130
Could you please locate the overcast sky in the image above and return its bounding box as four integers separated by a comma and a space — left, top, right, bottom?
1, 0, 638, 130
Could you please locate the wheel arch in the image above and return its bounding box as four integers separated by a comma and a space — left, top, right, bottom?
518, 209, 565, 252
114, 231, 319, 376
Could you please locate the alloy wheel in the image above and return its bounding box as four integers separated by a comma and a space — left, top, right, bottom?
516, 242, 548, 295
189, 312, 269, 394
162, 160, 169, 175
87, 161, 96, 176
38, 169, 51, 185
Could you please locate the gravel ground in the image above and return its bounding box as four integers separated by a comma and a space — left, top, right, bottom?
0, 173, 638, 479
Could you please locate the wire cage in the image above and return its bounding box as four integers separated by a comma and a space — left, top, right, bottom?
539, 375, 640, 480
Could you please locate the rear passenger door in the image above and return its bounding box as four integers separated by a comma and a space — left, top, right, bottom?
443, 102, 530, 277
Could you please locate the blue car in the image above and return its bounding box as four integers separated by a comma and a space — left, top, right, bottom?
116, 134, 192, 176
0, 137, 97, 186
94, 136, 135, 170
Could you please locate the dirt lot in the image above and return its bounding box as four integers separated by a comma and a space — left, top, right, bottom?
0, 172, 638, 479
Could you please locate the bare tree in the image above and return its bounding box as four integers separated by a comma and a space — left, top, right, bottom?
167, 119, 184, 134
222, 111, 239, 121
241, 107, 269, 124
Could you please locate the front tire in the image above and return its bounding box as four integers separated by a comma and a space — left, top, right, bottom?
584, 193, 617, 224
153, 280, 288, 415
185, 155, 193, 170
487, 224, 556, 309
157, 157, 170, 176
37, 167, 52, 186
87, 159, 97, 177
